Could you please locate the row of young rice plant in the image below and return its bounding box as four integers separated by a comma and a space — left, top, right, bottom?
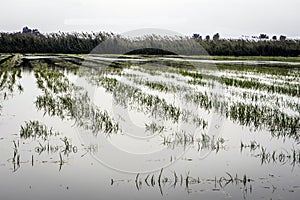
114, 64, 299, 142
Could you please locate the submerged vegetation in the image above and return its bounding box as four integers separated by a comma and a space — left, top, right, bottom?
20, 120, 60, 140
0, 54, 299, 199
112, 170, 254, 196
33, 65, 120, 135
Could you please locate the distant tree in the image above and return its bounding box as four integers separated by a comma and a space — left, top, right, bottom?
280, 35, 287, 41
205, 35, 210, 41
22, 26, 40, 35
32, 29, 40, 35
213, 33, 220, 41
22, 26, 31, 34
259, 34, 269, 39
272, 36, 277, 40
193, 33, 200, 39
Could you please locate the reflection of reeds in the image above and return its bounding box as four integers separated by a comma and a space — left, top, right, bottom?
20, 120, 60, 140
35, 91, 120, 135
240, 141, 260, 152
256, 147, 300, 166
12, 140, 21, 172
97, 77, 182, 123
34, 64, 72, 94
241, 144, 300, 167
0, 68, 23, 102
186, 90, 299, 141
161, 132, 225, 153
112, 170, 253, 196
34, 138, 78, 156
87, 63, 300, 142
145, 122, 165, 134
33, 66, 120, 135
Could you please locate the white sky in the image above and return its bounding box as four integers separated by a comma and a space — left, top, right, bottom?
1, 0, 299, 38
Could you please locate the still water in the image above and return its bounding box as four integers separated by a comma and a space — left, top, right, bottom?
0, 55, 299, 199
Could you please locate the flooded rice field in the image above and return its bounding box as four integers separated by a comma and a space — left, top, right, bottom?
0, 54, 299, 199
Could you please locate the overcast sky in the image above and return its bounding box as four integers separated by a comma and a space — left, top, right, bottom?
1, 0, 299, 38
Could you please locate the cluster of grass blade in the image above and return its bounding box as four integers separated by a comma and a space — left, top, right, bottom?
240, 141, 300, 166
130, 77, 186, 93
112, 170, 253, 196
227, 102, 299, 140
145, 122, 165, 134
0, 55, 14, 66
244, 145, 300, 167
196, 134, 225, 152
35, 90, 120, 135
141, 63, 300, 141
144, 81, 172, 92
12, 140, 21, 172
34, 63, 73, 94
93, 64, 299, 141
187, 78, 206, 86
240, 141, 260, 152
184, 88, 299, 141
227, 89, 299, 113
192, 116, 208, 129
257, 147, 300, 166
178, 70, 203, 79
0, 54, 23, 68
86, 69, 211, 131
0, 68, 23, 99
123, 64, 206, 89
95, 77, 181, 122
161, 132, 225, 153
73, 93, 120, 134
35, 137, 78, 156
153, 59, 196, 69
11, 136, 77, 172
161, 131, 195, 148
211, 56, 300, 62
221, 76, 300, 97
217, 63, 300, 76
184, 91, 213, 111
33, 65, 121, 135
20, 120, 60, 140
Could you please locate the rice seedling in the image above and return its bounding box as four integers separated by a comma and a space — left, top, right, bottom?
34, 138, 78, 156
161, 131, 226, 153
61, 137, 78, 155
20, 121, 60, 140
112, 170, 254, 195
240, 141, 260, 152
33, 64, 73, 94
0, 68, 23, 98
255, 147, 300, 166
145, 122, 165, 134
0, 54, 23, 68
11, 140, 21, 172
1, 54, 300, 199
221, 76, 300, 97
93, 76, 182, 123
35, 142, 60, 155
178, 70, 203, 79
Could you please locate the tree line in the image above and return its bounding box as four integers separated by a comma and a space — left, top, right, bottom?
0, 31, 299, 56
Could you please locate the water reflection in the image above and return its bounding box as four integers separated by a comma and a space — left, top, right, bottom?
112, 170, 254, 198
0, 55, 299, 200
